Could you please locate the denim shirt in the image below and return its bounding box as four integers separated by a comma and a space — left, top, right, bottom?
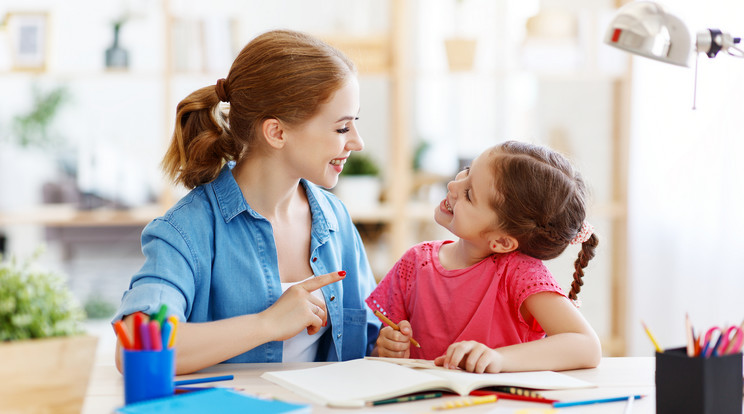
114, 165, 380, 362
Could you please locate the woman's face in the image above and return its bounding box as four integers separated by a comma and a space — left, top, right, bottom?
283, 76, 364, 189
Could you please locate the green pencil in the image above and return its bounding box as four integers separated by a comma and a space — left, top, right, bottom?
370, 392, 443, 406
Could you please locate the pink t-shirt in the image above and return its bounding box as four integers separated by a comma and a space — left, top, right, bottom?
366, 240, 566, 360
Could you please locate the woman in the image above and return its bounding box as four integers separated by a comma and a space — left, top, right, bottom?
113, 29, 380, 374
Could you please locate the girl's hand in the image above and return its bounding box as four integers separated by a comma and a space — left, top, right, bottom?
261, 271, 346, 341
434, 340, 503, 373
375, 320, 414, 358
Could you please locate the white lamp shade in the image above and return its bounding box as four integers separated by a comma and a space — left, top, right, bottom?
604, 1, 692, 67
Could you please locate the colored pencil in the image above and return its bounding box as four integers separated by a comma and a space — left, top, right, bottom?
139, 321, 152, 351
174, 375, 235, 386
113, 320, 133, 350
167, 315, 179, 348
432, 395, 498, 410
161, 319, 173, 350
552, 395, 643, 408
369, 392, 442, 406
641, 320, 663, 353
373, 310, 421, 348
132, 312, 147, 350
149, 320, 163, 351
470, 390, 557, 404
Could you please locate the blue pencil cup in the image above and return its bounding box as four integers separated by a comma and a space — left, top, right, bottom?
123, 348, 175, 405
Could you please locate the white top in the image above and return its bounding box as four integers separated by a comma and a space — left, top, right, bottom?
281, 277, 329, 362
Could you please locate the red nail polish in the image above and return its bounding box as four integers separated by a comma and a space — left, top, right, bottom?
338, 271, 346, 277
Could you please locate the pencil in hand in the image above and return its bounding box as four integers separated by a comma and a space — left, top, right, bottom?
374, 310, 421, 348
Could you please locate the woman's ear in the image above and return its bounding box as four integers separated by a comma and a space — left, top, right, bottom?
489, 235, 518, 253
262, 118, 286, 149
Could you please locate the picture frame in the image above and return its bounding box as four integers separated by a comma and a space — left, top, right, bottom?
6, 12, 49, 71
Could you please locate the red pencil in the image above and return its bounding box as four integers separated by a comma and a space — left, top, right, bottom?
132, 312, 148, 350
470, 390, 558, 404
149, 320, 163, 351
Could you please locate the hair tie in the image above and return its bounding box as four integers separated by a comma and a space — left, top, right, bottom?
215, 78, 230, 103
570, 221, 594, 245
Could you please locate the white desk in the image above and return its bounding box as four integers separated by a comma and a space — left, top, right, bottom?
83, 357, 659, 413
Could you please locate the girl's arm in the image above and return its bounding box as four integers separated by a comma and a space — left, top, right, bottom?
115, 271, 344, 375
435, 292, 601, 373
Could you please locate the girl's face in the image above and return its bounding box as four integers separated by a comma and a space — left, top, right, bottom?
283, 76, 364, 189
435, 147, 505, 244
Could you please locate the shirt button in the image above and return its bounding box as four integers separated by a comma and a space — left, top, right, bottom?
337, 333, 342, 339
329, 295, 335, 301
312, 257, 317, 262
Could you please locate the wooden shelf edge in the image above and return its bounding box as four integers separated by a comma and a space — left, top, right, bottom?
0, 204, 165, 227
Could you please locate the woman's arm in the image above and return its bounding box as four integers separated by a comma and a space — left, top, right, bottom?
115, 271, 345, 374
435, 292, 601, 373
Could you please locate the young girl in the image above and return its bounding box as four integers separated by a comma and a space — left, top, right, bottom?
113, 30, 380, 374
366, 140, 601, 373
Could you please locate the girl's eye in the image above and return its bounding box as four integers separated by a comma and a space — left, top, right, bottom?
465, 188, 471, 201
336, 127, 350, 134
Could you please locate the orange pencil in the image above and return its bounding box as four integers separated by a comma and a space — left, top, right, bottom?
374, 310, 421, 348
113, 320, 134, 349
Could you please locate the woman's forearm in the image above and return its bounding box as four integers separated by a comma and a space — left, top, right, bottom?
173, 314, 272, 374
115, 313, 274, 375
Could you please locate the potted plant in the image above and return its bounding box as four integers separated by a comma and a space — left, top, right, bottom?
0, 251, 97, 414
334, 153, 382, 209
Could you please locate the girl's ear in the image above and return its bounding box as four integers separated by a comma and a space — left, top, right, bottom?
262, 118, 286, 149
489, 235, 518, 253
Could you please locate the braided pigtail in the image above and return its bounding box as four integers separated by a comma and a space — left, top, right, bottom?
568, 233, 599, 301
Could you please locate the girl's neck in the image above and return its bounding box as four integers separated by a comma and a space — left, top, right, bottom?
231, 156, 305, 221
439, 239, 493, 270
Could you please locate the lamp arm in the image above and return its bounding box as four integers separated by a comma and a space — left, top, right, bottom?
696, 29, 743, 58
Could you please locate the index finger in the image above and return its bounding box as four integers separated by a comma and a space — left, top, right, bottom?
300, 270, 346, 292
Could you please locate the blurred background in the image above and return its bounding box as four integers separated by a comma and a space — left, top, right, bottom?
0, 0, 741, 360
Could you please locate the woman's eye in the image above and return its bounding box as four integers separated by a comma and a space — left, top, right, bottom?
336, 127, 350, 134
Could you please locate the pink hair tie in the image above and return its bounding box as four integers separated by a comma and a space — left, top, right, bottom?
570, 221, 594, 245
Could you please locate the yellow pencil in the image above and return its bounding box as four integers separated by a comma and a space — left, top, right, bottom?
167, 315, 179, 348
373, 310, 421, 348
641, 320, 663, 353
432, 395, 498, 410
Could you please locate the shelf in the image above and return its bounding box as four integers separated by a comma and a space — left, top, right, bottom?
0, 204, 164, 227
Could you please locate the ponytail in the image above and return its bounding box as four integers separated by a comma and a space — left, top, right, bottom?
161, 86, 241, 189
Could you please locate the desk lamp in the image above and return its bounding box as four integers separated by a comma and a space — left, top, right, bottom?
603, 1, 742, 67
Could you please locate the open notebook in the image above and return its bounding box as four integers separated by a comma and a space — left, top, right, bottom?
261, 357, 595, 408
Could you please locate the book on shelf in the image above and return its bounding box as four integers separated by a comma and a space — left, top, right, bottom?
261, 357, 595, 408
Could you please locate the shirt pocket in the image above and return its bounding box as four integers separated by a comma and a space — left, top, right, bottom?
340, 307, 369, 360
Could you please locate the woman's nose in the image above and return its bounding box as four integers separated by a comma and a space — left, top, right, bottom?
346, 130, 364, 152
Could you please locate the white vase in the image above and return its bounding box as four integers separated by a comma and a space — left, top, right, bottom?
0, 144, 58, 212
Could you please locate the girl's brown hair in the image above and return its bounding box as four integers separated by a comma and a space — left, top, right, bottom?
162, 29, 356, 189
490, 141, 599, 301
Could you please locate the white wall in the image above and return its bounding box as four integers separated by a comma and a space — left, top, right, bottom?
626, 0, 744, 355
